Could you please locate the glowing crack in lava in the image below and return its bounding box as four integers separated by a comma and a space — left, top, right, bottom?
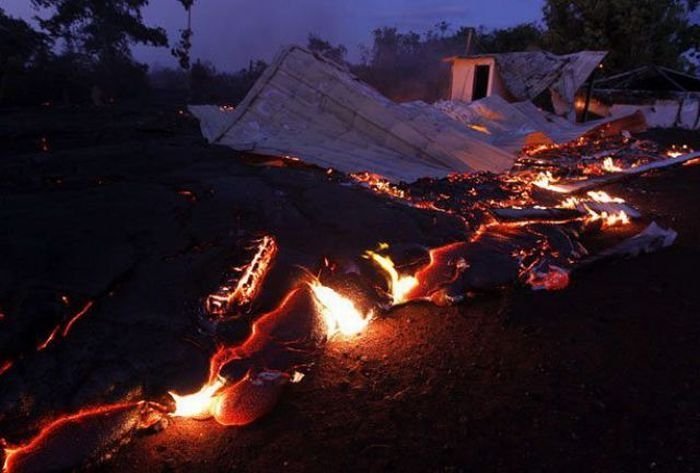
2, 402, 150, 473
205, 236, 277, 316
402, 242, 471, 303
364, 249, 418, 305
309, 282, 371, 338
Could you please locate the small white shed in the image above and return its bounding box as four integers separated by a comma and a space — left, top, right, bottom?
445, 51, 607, 120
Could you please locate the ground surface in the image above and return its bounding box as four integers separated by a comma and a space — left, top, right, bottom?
1, 105, 698, 472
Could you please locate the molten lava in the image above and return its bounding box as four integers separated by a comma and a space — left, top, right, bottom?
2, 402, 148, 473
526, 265, 570, 291
364, 250, 418, 305
309, 282, 371, 338
602, 157, 623, 173
532, 172, 568, 193
62, 301, 94, 337
170, 287, 316, 426
402, 242, 470, 302
587, 191, 625, 203
170, 379, 225, 419
350, 172, 407, 200
205, 236, 277, 316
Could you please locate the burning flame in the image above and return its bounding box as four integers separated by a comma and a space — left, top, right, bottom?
666, 144, 691, 158
467, 124, 491, 135
170, 378, 225, 419
350, 172, 406, 200
559, 191, 631, 228
309, 283, 371, 338
587, 191, 625, 203
592, 210, 630, 228
205, 236, 277, 316
602, 157, 622, 173
364, 250, 418, 304
532, 172, 568, 193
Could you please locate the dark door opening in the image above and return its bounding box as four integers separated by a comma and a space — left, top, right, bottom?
472, 65, 490, 101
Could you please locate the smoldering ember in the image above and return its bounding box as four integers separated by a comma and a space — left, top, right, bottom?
1, 2, 700, 472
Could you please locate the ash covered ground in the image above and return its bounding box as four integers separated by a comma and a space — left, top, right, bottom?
1, 105, 699, 472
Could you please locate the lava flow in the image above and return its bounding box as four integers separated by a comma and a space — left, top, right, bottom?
171, 276, 370, 426
171, 287, 314, 424
2, 402, 156, 473
560, 191, 633, 228
309, 281, 372, 337
364, 249, 418, 305
205, 236, 277, 316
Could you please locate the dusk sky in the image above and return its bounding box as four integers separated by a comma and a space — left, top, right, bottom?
3, 0, 544, 71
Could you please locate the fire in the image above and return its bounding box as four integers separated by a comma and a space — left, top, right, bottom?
558, 191, 631, 228
170, 287, 312, 425
309, 282, 371, 338
586, 209, 630, 228
532, 172, 568, 193
602, 157, 622, 173
350, 172, 407, 200
205, 236, 277, 316
666, 144, 691, 158
170, 378, 225, 419
467, 124, 491, 134
587, 191, 625, 203
364, 250, 418, 304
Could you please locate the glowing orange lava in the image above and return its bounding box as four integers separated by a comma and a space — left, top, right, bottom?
402, 242, 470, 302
61, 301, 94, 337
2, 402, 144, 473
526, 265, 570, 291
205, 236, 277, 316
532, 172, 569, 193
170, 379, 225, 419
350, 172, 407, 200
364, 250, 418, 305
37, 326, 60, 351
171, 287, 315, 425
602, 157, 622, 173
309, 282, 371, 338
666, 144, 691, 158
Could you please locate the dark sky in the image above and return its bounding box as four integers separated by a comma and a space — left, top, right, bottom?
4, 0, 544, 71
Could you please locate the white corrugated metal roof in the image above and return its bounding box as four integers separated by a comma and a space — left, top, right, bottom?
190, 46, 515, 183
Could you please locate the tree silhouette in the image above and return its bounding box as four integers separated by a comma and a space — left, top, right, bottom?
31, 0, 167, 62
543, 0, 700, 73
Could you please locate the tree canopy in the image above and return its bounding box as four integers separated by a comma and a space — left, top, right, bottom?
31, 0, 167, 62
542, 0, 700, 73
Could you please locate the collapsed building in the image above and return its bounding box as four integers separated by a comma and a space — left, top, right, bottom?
587, 65, 700, 130
190, 46, 645, 183
444, 50, 607, 120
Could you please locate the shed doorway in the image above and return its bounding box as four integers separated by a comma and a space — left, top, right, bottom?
472, 65, 491, 101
